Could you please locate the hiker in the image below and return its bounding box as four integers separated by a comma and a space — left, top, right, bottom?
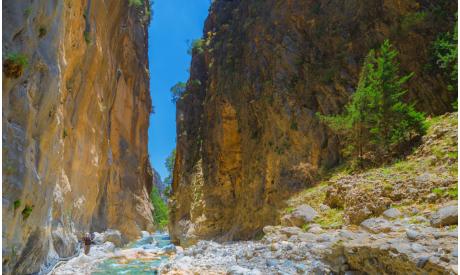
82, 232, 93, 255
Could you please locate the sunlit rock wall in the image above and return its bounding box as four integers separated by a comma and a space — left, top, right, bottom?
170, 0, 457, 245
2, 0, 153, 273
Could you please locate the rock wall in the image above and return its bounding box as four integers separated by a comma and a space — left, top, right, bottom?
2, 0, 153, 273
170, 0, 457, 245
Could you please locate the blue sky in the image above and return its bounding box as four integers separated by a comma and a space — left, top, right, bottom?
148, 0, 211, 180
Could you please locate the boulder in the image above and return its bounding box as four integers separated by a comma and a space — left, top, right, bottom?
430, 205, 458, 227
281, 204, 317, 227
406, 229, 420, 241
360, 218, 393, 234
382, 208, 402, 219
103, 229, 123, 247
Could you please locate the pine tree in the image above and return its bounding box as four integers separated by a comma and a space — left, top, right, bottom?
318, 40, 426, 167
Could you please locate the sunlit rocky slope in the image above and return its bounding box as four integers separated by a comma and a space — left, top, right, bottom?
2, 1, 153, 273
170, 0, 457, 245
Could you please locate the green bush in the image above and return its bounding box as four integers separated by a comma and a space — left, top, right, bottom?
188, 39, 205, 55
170, 82, 186, 103
163, 149, 175, 186
128, 0, 143, 7
5, 53, 28, 68
13, 200, 21, 211
318, 40, 426, 167
150, 186, 168, 230
22, 205, 33, 220
432, 18, 457, 107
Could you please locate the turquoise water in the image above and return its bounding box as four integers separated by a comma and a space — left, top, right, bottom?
91, 233, 172, 275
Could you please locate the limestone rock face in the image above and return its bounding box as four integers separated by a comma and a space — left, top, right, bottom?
170, 0, 456, 245
2, 1, 153, 273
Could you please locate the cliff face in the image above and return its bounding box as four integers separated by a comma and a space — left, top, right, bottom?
170, 0, 456, 245
2, 0, 153, 273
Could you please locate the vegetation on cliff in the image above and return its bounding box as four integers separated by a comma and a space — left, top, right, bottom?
285, 112, 457, 227
318, 40, 426, 167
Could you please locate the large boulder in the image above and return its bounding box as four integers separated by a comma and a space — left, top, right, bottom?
430, 205, 458, 227
281, 204, 317, 227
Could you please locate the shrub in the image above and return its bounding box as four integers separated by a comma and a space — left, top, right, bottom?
318, 40, 426, 167
128, 0, 143, 7
22, 205, 33, 220
13, 200, 21, 211
188, 39, 205, 55
24, 7, 32, 17
170, 82, 187, 103
3, 53, 28, 78
432, 18, 457, 107
163, 149, 176, 186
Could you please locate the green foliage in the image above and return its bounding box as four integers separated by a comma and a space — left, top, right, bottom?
13, 200, 21, 211
170, 82, 186, 103
128, 0, 143, 7
150, 186, 168, 229
24, 7, 32, 17
432, 17, 458, 106
318, 40, 426, 166
163, 149, 176, 187
188, 39, 205, 55
21, 205, 33, 220
432, 186, 458, 199
5, 53, 29, 68
314, 208, 343, 229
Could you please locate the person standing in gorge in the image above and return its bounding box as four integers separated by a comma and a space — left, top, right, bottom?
82, 233, 93, 255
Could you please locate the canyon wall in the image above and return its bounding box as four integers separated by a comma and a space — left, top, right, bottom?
170, 0, 457, 245
2, 0, 153, 273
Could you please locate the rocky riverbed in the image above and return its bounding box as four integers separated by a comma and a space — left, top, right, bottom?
163, 204, 458, 274
53, 201, 457, 274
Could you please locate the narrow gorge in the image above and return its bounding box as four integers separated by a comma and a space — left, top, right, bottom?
2, 0, 458, 274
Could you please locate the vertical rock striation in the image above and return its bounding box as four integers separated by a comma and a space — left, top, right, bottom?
2, 0, 153, 273
170, 0, 457, 245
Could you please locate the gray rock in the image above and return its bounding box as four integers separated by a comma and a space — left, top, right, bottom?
280, 226, 303, 237
406, 229, 420, 241
453, 246, 458, 257
360, 218, 393, 234
430, 205, 458, 227
382, 208, 402, 219
282, 204, 318, 227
